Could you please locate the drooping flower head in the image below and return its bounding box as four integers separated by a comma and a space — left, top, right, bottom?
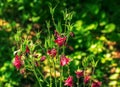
13, 54, 22, 69
84, 75, 91, 84
64, 76, 73, 87
47, 48, 57, 57
75, 70, 84, 78
54, 36, 66, 47
40, 56, 46, 62
60, 55, 70, 66
91, 81, 102, 87
25, 45, 30, 54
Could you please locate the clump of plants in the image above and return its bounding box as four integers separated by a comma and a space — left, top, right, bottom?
12, 6, 102, 87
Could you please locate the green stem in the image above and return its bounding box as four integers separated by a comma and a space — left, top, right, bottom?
31, 54, 42, 87
67, 65, 70, 76
64, 19, 67, 33
53, 60, 57, 87
50, 68, 52, 87
52, 15, 56, 27
83, 68, 86, 87
33, 70, 42, 87
89, 67, 95, 87
62, 46, 65, 54
36, 68, 49, 85
60, 46, 65, 87
60, 66, 63, 87
83, 82, 85, 87
48, 57, 52, 87
77, 78, 79, 87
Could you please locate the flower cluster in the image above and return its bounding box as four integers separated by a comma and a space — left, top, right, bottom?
13, 30, 102, 87
64, 70, 101, 87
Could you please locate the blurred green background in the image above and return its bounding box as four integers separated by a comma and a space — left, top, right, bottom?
0, 0, 120, 87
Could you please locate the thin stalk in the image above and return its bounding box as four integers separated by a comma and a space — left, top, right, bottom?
56, 45, 59, 64
31, 54, 42, 87
77, 78, 79, 87
48, 57, 52, 87
67, 65, 70, 76
46, 21, 53, 87
33, 70, 42, 87
53, 60, 57, 87
50, 67, 52, 87
89, 67, 95, 87
83, 68, 86, 87
52, 15, 56, 28
83, 82, 85, 87
36, 68, 49, 85
62, 46, 65, 54
60, 45, 66, 87
64, 20, 67, 33
60, 66, 63, 87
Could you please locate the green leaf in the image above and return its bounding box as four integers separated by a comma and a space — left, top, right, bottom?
102, 23, 116, 33
18, 6, 24, 11
31, 17, 40, 22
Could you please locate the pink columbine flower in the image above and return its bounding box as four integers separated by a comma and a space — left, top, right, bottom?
75, 70, 84, 78
84, 75, 91, 84
25, 45, 30, 54
91, 81, 102, 87
54, 36, 66, 47
47, 48, 57, 57
13, 54, 22, 69
60, 55, 70, 66
64, 76, 73, 87
40, 56, 46, 62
